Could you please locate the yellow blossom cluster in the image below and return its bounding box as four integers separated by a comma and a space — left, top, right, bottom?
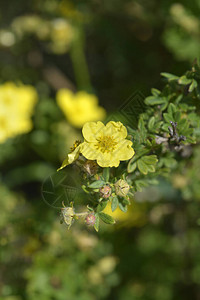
56, 89, 106, 128
0, 82, 38, 143
0, 16, 74, 54
58, 121, 134, 169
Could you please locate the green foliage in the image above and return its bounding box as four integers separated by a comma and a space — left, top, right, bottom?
88, 180, 105, 189
98, 212, 116, 225
80, 62, 200, 230
1, 1, 200, 299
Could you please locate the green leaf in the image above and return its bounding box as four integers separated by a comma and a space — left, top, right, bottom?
183, 128, 193, 136
148, 116, 155, 131
127, 126, 136, 136
160, 101, 169, 111
179, 103, 189, 111
146, 139, 152, 147
178, 119, 189, 132
135, 180, 149, 192
140, 156, 157, 173
127, 160, 137, 173
151, 88, 161, 96
88, 180, 105, 188
87, 205, 94, 212
98, 212, 115, 225
178, 118, 187, 126
118, 202, 127, 212
168, 103, 177, 114
146, 165, 155, 172
178, 76, 192, 85
155, 121, 164, 131
97, 201, 108, 213
162, 123, 170, 132
123, 198, 131, 205
175, 94, 183, 104
163, 113, 174, 123
174, 111, 181, 122
145, 96, 167, 106
137, 159, 148, 175
142, 155, 158, 165
138, 117, 146, 132
94, 214, 99, 232
102, 168, 110, 182
188, 79, 198, 92
82, 185, 90, 194
161, 72, 179, 81
111, 196, 118, 212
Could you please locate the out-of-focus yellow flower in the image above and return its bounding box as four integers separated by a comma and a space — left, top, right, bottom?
81, 121, 134, 167
103, 202, 132, 222
103, 201, 147, 227
9, 15, 74, 54
56, 90, 106, 128
49, 19, 74, 54
0, 82, 37, 143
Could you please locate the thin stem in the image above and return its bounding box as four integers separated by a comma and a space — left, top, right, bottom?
69, 26, 92, 91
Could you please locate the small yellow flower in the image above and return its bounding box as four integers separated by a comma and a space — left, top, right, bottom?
56, 89, 106, 128
57, 140, 83, 171
81, 121, 135, 167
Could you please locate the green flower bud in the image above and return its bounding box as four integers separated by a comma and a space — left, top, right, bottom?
114, 179, 130, 197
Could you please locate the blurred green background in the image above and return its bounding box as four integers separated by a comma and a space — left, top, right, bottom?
1, 0, 200, 299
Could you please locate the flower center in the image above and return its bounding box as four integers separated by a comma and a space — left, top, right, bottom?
95, 135, 117, 153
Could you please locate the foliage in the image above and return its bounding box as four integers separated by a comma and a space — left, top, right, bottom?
1, 1, 200, 300
58, 62, 200, 232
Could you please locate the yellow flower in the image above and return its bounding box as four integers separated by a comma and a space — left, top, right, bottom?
49, 19, 74, 54
0, 82, 37, 143
57, 140, 83, 171
81, 121, 135, 167
56, 89, 106, 128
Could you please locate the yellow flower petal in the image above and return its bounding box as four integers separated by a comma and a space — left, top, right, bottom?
113, 140, 135, 161
96, 153, 120, 168
82, 121, 105, 142
105, 121, 127, 141
81, 142, 99, 160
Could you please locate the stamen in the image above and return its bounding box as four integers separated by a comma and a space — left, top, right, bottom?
95, 135, 117, 153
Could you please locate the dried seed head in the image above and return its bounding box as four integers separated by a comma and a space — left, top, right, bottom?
114, 179, 130, 197
60, 206, 75, 229
83, 160, 99, 176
